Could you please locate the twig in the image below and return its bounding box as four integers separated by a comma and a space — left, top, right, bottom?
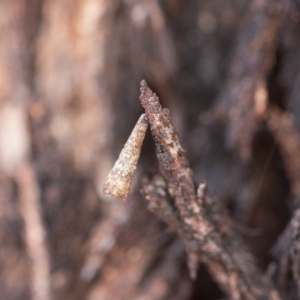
214, 0, 279, 159
140, 80, 281, 300
16, 161, 52, 300
267, 107, 300, 297
267, 107, 300, 197
272, 207, 300, 298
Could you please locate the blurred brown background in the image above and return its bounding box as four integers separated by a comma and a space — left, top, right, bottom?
0, 0, 300, 299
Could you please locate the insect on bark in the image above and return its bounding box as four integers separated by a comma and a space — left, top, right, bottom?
103, 114, 148, 200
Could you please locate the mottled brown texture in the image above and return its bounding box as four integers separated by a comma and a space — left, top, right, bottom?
0, 0, 299, 299
140, 80, 281, 300
103, 114, 148, 200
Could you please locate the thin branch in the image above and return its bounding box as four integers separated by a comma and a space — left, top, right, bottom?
267, 107, 300, 197
267, 107, 300, 298
140, 80, 281, 300
214, 0, 279, 159
272, 207, 300, 298
16, 161, 52, 300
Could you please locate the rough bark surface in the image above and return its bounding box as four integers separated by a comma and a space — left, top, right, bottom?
140, 81, 281, 300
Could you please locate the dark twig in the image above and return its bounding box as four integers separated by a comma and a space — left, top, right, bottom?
214, 0, 279, 160
272, 207, 300, 298
267, 107, 300, 298
140, 80, 281, 300
267, 107, 300, 197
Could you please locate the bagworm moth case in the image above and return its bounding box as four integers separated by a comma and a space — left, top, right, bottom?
103, 114, 148, 200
